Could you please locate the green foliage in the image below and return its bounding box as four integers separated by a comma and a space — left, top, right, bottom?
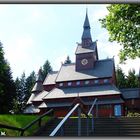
14, 73, 27, 113
0, 42, 16, 114
41, 60, 52, 81
127, 111, 140, 117
25, 71, 36, 102
116, 66, 127, 88
0, 114, 51, 136
64, 56, 72, 64
100, 4, 140, 62
116, 66, 139, 88
13, 71, 36, 114
126, 69, 139, 88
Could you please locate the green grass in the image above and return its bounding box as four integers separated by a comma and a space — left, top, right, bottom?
0, 114, 51, 136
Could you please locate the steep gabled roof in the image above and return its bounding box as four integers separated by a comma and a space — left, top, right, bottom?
43, 71, 58, 85
43, 84, 121, 100
31, 82, 43, 93
26, 93, 36, 105
31, 69, 43, 93
56, 59, 114, 82
75, 41, 96, 55
32, 90, 49, 102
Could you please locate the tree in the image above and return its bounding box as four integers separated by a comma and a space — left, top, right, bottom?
41, 60, 52, 81
14, 73, 27, 113
0, 42, 16, 114
64, 56, 72, 64
25, 71, 36, 102
116, 66, 127, 88
126, 69, 139, 88
100, 4, 140, 62
13, 71, 36, 113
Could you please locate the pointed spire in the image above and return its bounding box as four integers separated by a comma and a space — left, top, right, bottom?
36, 68, 42, 82
82, 10, 92, 47
83, 9, 90, 29
31, 69, 43, 93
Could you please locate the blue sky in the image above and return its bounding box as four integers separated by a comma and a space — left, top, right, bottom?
0, 4, 139, 79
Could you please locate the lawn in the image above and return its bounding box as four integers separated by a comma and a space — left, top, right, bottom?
0, 114, 51, 136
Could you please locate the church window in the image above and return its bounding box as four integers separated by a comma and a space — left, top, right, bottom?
104, 79, 109, 84
59, 83, 63, 87
94, 80, 99, 84
68, 82, 72, 86
85, 80, 89, 85
76, 81, 80, 85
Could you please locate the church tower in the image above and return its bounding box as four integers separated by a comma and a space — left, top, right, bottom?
75, 11, 98, 71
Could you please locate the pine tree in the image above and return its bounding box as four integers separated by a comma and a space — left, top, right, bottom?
41, 60, 52, 81
14, 73, 27, 113
126, 69, 139, 88
64, 56, 72, 64
25, 71, 36, 102
0, 41, 16, 114
116, 66, 127, 88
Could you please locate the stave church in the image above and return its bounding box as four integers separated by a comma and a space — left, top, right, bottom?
24, 12, 140, 117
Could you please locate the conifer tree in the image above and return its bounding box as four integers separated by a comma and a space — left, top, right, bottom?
126, 69, 139, 88
41, 60, 52, 81
25, 71, 36, 101
64, 56, 72, 64
0, 41, 16, 114
116, 66, 127, 88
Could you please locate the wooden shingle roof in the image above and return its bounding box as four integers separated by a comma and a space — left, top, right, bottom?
56, 59, 114, 82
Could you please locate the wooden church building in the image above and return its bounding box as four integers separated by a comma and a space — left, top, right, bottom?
24, 12, 140, 117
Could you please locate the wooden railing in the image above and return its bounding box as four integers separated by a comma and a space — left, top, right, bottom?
0, 109, 54, 136
88, 98, 98, 132
50, 103, 90, 136
50, 98, 97, 136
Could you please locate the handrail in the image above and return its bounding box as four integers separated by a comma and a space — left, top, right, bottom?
0, 123, 23, 131
22, 109, 53, 131
21, 109, 54, 136
50, 103, 80, 136
88, 98, 97, 116
50, 98, 98, 136
0, 109, 54, 136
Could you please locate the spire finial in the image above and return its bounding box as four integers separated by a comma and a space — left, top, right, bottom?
81, 9, 92, 44
86, 7, 88, 15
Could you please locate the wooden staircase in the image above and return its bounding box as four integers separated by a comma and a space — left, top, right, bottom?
34, 117, 140, 136
93, 117, 140, 136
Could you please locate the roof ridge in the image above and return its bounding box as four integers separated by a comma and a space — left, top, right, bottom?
62, 63, 75, 66
49, 71, 58, 74
97, 58, 113, 62
120, 88, 140, 91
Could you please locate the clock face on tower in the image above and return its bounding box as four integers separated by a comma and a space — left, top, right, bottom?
81, 59, 88, 65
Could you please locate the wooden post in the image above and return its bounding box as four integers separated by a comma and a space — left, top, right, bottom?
96, 103, 98, 118
86, 116, 89, 136
20, 130, 24, 136
92, 109, 94, 132
61, 125, 64, 136
38, 118, 41, 127
78, 107, 81, 136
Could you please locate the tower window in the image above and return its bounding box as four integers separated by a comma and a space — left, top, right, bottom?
94, 80, 99, 84
59, 83, 63, 87
68, 82, 72, 86
76, 81, 80, 85
85, 80, 89, 85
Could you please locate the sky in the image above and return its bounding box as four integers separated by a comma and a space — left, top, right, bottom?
0, 4, 139, 79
